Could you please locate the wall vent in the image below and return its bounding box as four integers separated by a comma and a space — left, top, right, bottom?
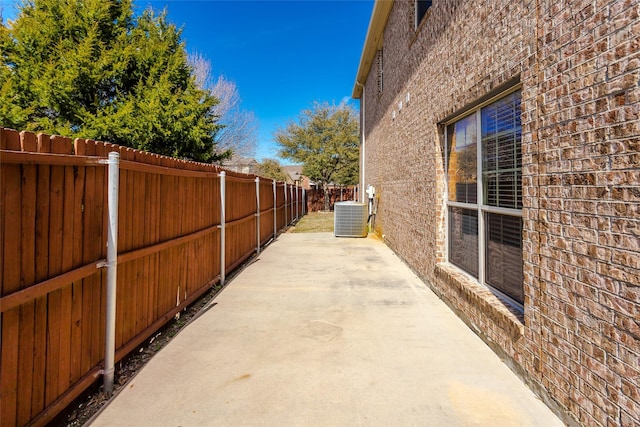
334, 202, 368, 238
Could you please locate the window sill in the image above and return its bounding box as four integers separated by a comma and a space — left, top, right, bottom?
434, 263, 524, 339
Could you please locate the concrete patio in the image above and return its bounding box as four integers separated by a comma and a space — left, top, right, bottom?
89, 232, 563, 426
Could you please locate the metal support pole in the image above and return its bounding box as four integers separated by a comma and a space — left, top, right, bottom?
284, 182, 288, 226
296, 185, 299, 221
104, 151, 119, 395
255, 177, 260, 255
303, 189, 306, 215
219, 171, 226, 286
273, 180, 277, 240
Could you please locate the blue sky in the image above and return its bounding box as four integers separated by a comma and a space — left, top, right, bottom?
2, 0, 373, 162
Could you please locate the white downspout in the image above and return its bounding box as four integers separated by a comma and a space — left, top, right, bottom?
356, 81, 366, 203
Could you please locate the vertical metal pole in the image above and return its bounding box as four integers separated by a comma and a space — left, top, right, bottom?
273, 180, 277, 239
289, 185, 295, 222
296, 185, 299, 221
104, 151, 119, 395
255, 177, 260, 255
220, 171, 226, 286
284, 182, 288, 226
303, 189, 306, 215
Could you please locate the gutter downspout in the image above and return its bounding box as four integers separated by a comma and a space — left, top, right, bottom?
355, 81, 365, 203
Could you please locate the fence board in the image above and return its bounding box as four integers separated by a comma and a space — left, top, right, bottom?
162, 171, 173, 315
15, 132, 37, 425
44, 140, 66, 406
150, 154, 160, 324
163, 159, 173, 314
0, 131, 5, 320
58, 139, 76, 397
120, 148, 133, 348
177, 174, 186, 305
31, 133, 52, 419
172, 171, 181, 306
1, 129, 22, 427
135, 154, 146, 337
135, 154, 148, 336
78, 139, 96, 376
191, 176, 199, 297
143, 163, 154, 331
93, 142, 107, 372
184, 176, 193, 299
70, 141, 86, 386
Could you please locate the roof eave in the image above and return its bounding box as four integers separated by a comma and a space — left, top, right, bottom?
351, 0, 394, 99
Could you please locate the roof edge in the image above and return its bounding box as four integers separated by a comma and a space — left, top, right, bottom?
351, 0, 394, 99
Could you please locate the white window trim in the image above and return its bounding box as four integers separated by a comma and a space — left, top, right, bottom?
443, 87, 524, 312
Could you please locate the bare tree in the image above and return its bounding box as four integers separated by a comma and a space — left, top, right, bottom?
189, 52, 258, 160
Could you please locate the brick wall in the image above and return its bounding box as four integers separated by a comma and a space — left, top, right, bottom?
527, 1, 639, 424
359, 0, 639, 425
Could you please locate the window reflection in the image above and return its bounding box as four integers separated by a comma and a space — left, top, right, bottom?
447, 114, 477, 203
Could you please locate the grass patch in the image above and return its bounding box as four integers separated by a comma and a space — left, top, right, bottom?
290, 211, 334, 233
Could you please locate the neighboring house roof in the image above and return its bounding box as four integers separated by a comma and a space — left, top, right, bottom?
282, 165, 303, 182
352, 0, 394, 99
282, 165, 318, 188
223, 157, 258, 167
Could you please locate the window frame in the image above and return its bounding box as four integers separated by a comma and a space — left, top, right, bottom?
443, 86, 524, 311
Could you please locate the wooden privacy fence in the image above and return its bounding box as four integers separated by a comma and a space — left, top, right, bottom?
0, 128, 305, 427
307, 188, 357, 212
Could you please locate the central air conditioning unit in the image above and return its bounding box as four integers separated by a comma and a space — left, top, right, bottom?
334, 202, 368, 237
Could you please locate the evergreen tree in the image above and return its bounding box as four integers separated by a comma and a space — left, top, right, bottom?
0, 0, 225, 162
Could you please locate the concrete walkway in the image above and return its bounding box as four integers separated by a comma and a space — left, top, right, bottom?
90, 233, 563, 427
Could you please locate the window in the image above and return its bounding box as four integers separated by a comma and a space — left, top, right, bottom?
415, 0, 432, 29
376, 49, 383, 93
445, 90, 523, 306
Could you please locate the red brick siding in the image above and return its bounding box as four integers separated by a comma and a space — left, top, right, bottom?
360, 0, 639, 425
